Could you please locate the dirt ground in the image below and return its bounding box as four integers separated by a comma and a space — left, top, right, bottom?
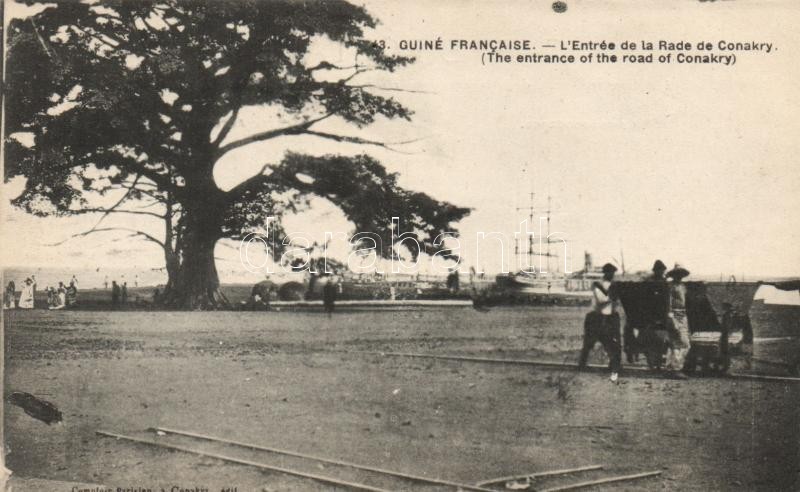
4, 305, 799, 491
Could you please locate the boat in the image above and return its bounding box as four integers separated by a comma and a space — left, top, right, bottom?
494, 193, 573, 295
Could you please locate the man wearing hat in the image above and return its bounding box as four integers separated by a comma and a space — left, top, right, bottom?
648, 260, 667, 281
665, 263, 691, 378
578, 262, 622, 382
626, 259, 670, 364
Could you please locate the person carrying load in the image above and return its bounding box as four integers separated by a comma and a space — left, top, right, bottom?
578, 263, 622, 383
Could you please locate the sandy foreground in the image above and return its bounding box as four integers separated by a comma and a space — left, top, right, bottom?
4, 306, 799, 491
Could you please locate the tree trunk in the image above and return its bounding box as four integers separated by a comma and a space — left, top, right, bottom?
164, 247, 181, 293
161, 178, 229, 309
167, 233, 227, 309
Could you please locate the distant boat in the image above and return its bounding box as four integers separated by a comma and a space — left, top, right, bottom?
495, 193, 570, 295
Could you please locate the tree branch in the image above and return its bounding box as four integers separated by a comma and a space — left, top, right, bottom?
307, 61, 358, 71
70, 174, 164, 220
47, 227, 165, 248
103, 180, 160, 191
340, 67, 373, 84
71, 208, 165, 219
211, 106, 240, 148
302, 130, 422, 153
29, 18, 54, 59
72, 175, 155, 234
224, 163, 273, 199
347, 84, 433, 95
70, 25, 120, 53
215, 111, 422, 160
130, 162, 175, 191
215, 112, 333, 159
224, 131, 425, 204
134, 198, 168, 209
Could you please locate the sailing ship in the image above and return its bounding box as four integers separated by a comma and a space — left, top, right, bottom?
494, 193, 572, 294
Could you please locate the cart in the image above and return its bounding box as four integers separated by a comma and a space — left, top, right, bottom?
616, 281, 759, 374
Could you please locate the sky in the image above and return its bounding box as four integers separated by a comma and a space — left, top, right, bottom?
3, 0, 800, 283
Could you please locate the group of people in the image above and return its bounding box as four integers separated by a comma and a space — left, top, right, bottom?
46, 278, 80, 309
578, 260, 693, 382
110, 280, 129, 308
3, 275, 79, 310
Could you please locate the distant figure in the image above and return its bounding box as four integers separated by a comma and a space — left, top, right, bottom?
48, 285, 64, 310
46, 287, 56, 309
66, 280, 78, 307
19, 277, 36, 309
4, 281, 16, 309
323, 276, 337, 317
104, 275, 109, 290
134, 274, 139, 287
121, 282, 128, 305
111, 281, 120, 308
249, 281, 273, 311
57, 282, 67, 307
250, 293, 268, 311
578, 263, 621, 383
446, 269, 460, 293
665, 263, 691, 379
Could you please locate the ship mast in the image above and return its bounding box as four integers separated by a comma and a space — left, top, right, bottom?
516, 191, 559, 274
515, 192, 536, 272
547, 195, 552, 273
537, 194, 559, 275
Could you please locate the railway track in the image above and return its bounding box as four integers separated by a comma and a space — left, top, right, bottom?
348, 350, 800, 383
98, 428, 498, 491
97, 428, 659, 491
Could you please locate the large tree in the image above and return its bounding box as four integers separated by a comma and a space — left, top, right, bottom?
4, 0, 469, 308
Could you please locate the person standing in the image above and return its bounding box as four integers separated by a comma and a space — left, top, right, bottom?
323, 276, 337, 318
446, 268, 460, 293
19, 277, 36, 309
31, 274, 37, 304
665, 263, 692, 379
111, 280, 120, 308
121, 282, 128, 305
627, 259, 669, 363
4, 281, 16, 309
66, 280, 78, 307
46, 286, 55, 309
57, 282, 67, 307
578, 263, 622, 382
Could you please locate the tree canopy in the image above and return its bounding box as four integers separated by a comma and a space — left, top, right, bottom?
4, 0, 470, 308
